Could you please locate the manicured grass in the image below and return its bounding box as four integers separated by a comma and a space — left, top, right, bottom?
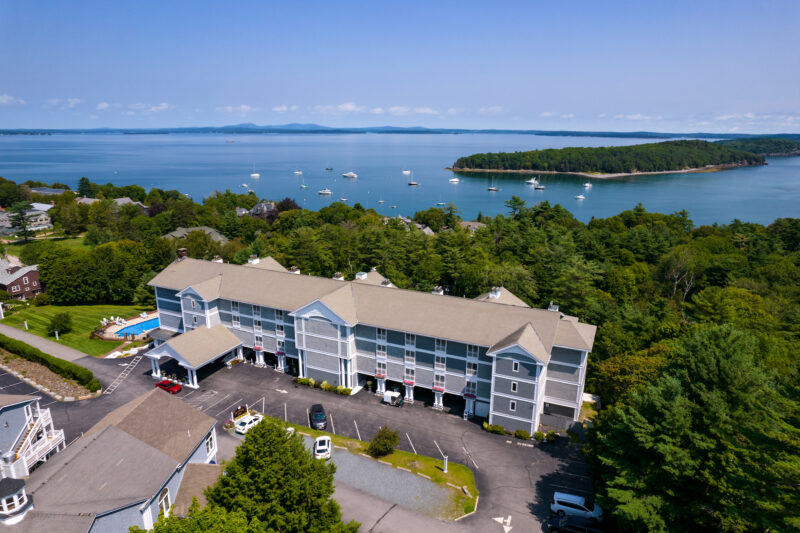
6, 236, 92, 253
246, 415, 478, 519
2, 304, 152, 357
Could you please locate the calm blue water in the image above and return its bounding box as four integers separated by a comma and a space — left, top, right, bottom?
116, 317, 159, 337
1, 133, 798, 225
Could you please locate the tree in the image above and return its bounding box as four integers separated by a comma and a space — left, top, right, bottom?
77, 176, 97, 198
205, 419, 358, 533
367, 426, 400, 458
129, 499, 266, 533
9, 201, 32, 242
504, 195, 526, 217
47, 312, 72, 336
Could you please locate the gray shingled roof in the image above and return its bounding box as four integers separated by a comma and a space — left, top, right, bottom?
0, 260, 38, 286
161, 226, 229, 244
162, 324, 242, 369
0, 393, 37, 409
173, 463, 221, 517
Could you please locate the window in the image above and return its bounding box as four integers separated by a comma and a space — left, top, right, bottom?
11, 285, 19, 292
465, 381, 477, 396
22, 276, 28, 284
435, 338, 446, 352
434, 373, 445, 389
512, 361, 520, 372
190, 299, 196, 310
192, 315, 198, 325
231, 301, 239, 313
232, 315, 240, 328
205, 432, 215, 455
376, 328, 387, 342
511, 381, 518, 393
376, 361, 386, 375
405, 333, 415, 345
276, 324, 285, 336
405, 367, 415, 381
435, 354, 446, 371
255, 335, 263, 346
509, 400, 516, 412
277, 339, 285, 353
158, 488, 171, 517
254, 319, 262, 332
376, 344, 387, 357
466, 361, 477, 376
33, 281, 38, 286
253, 305, 260, 314
405, 350, 415, 364
466, 344, 479, 358
275, 309, 284, 321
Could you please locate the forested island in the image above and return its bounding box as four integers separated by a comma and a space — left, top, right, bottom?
450, 139, 765, 177
717, 137, 800, 156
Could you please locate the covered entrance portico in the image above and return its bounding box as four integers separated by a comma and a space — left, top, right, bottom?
145, 324, 243, 389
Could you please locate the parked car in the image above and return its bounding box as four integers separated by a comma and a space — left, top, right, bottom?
310, 404, 327, 430
313, 436, 332, 460
155, 380, 182, 394
550, 492, 603, 522
547, 514, 605, 533
234, 414, 264, 435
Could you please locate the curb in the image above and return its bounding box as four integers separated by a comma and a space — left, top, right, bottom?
0, 361, 102, 401
454, 495, 480, 521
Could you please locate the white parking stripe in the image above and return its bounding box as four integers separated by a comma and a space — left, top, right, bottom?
353, 419, 361, 440
433, 439, 445, 458
406, 433, 417, 454
330, 413, 336, 434
202, 393, 231, 412
0, 382, 22, 390
216, 398, 243, 417
40, 400, 57, 408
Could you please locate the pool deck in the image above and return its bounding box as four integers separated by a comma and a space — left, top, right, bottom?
97, 311, 158, 341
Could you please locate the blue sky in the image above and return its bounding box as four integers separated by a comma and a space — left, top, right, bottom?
1, 0, 798, 132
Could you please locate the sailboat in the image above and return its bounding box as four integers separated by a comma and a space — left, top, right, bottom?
583, 182, 592, 188
342, 171, 358, 179
407, 171, 419, 186
318, 188, 332, 195
250, 164, 260, 179
449, 176, 460, 183
488, 177, 499, 191
575, 194, 586, 200
294, 169, 303, 175
526, 177, 539, 185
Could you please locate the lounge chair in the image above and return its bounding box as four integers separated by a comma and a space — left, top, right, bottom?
140, 312, 148, 319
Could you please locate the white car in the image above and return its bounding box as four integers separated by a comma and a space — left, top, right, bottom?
550, 492, 603, 522
234, 414, 263, 435
313, 436, 332, 460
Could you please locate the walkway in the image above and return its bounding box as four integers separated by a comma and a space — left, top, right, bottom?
0, 324, 87, 362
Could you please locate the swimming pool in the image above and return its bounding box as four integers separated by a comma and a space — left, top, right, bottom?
116, 317, 159, 337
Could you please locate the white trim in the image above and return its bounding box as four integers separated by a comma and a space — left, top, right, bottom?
492, 391, 535, 403
545, 375, 581, 386
493, 373, 538, 385
489, 410, 536, 423
542, 396, 580, 409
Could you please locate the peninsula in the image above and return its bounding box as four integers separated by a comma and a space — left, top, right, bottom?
448, 140, 766, 178
716, 137, 800, 156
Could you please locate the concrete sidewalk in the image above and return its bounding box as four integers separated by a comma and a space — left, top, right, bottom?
0, 323, 88, 362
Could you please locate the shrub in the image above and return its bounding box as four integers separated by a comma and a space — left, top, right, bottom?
0, 333, 99, 391
514, 429, 531, 440
47, 311, 73, 336
533, 431, 546, 442
320, 380, 330, 391
367, 426, 400, 458
307, 377, 316, 388
32, 293, 53, 306
482, 421, 506, 435
546, 430, 557, 443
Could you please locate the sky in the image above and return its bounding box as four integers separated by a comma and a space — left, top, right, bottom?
1, 0, 798, 133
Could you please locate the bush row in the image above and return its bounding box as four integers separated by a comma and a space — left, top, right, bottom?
482, 422, 559, 442
0, 333, 101, 392
294, 377, 351, 396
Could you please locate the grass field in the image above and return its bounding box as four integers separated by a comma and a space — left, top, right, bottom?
5, 236, 92, 256
2, 304, 152, 357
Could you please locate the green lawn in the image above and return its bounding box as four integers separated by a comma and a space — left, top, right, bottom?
2, 304, 152, 357
6, 235, 92, 254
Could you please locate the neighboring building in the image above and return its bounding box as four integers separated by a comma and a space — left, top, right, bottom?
235, 207, 249, 217
0, 210, 52, 233
29, 187, 65, 197
147, 256, 596, 432
75, 197, 148, 214
28, 203, 54, 213
162, 226, 229, 245
459, 221, 486, 232
474, 286, 530, 308
249, 201, 277, 220
0, 261, 43, 300
6, 389, 218, 533
0, 395, 65, 481
388, 215, 435, 235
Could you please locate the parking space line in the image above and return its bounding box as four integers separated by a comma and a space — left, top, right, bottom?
353, 419, 361, 440
182, 390, 197, 399
215, 398, 243, 417
433, 439, 445, 458
202, 393, 231, 412
284, 402, 287, 422
0, 382, 22, 390
306, 407, 310, 427
40, 400, 57, 408
463, 445, 479, 469
330, 413, 336, 434
406, 433, 417, 455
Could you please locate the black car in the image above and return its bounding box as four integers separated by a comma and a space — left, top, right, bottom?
310, 404, 327, 430
547, 514, 604, 533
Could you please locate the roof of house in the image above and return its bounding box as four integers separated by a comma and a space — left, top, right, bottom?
150, 258, 596, 354
0, 477, 25, 497
459, 221, 487, 231
30, 187, 66, 196
0, 393, 37, 409
244, 256, 288, 272
162, 324, 242, 368
76, 196, 146, 209
162, 226, 229, 244
172, 463, 221, 517
30, 202, 54, 212
487, 322, 549, 364
474, 287, 530, 308
0, 260, 38, 287
352, 268, 392, 287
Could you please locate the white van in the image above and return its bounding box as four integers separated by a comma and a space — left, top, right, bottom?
550, 492, 603, 522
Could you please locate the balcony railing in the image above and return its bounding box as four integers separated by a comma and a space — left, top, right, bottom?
21, 429, 65, 468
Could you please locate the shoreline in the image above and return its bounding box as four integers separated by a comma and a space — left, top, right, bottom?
445, 161, 764, 179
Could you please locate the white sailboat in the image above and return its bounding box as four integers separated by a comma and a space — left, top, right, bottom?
449, 177, 460, 183
407, 170, 419, 186
318, 188, 332, 195
294, 170, 303, 175
250, 164, 260, 179
526, 178, 539, 185
342, 171, 358, 179
583, 182, 592, 188
575, 194, 586, 200
488, 177, 499, 191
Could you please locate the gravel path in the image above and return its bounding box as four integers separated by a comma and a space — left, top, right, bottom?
302, 436, 452, 517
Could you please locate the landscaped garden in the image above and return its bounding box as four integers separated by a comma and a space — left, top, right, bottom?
2, 304, 152, 357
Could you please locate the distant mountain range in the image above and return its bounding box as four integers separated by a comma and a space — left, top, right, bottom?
1, 122, 799, 141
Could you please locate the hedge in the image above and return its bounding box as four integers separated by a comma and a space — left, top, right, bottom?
0, 333, 101, 392
482, 421, 507, 435
294, 377, 351, 396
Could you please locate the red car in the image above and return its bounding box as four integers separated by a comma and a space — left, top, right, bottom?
155, 380, 182, 394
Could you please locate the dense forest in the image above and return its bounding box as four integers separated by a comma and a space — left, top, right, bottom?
717, 136, 800, 155
5, 176, 800, 532
452, 140, 765, 174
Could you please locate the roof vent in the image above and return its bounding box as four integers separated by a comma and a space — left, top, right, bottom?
355, 271, 368, 280
489, 287, 501, 299
548, 301, 559, 312
380, 279, 393, 287
333, 272, 344, 281
176, 248, 188, 260
212, 255, 223, 263
247, 255, 260, 265
432, 286, 444, 295
370, 267, 377, 272
289, 266, 300, 274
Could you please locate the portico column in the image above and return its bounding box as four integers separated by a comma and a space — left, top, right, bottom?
277, 353, 286, 372
404, 384, 414, 402
434, 391, 444, 409
256, 350, 265, 366
237, 346, 244, 361
151, 358, 161, 379
377, 378, 386, 393
188, 368, 198, 388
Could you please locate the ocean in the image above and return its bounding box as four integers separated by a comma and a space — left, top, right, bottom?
1, 133, 798, 225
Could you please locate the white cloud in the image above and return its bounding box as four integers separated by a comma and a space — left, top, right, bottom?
540, 111, 556, 117
370, 107, 384, 114
447, 107, 462, 115
89, 114, 98, 120
96, 101, 110, 110
388, 106, 410, 116
614, 113, 662, 121
337, 101, 367, 113
122, 110, 135, 116
65, 98, 81, 109
479, 106, 503, 115
414, 107, 438, 115
598, 113, 607, 118
45, 98, 62, 107
271, 104, 298, 113
127, 102, 172, 114
0, 94, 26, 106
217, 104, 253, 114
561, 113, 575, 119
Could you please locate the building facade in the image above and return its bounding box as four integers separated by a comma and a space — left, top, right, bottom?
0, 395, 65, 480
148, 255, 596, 433
0, 261, 43, 300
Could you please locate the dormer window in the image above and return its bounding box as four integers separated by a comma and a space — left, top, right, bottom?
466, 345, 479, 358
253, 305, 260, 315
158, 487, 171, 517
512, 361, 520, 373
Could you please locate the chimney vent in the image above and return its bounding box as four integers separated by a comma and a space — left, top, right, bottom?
355, 271, 367, 280
212, 255, 223, 263
489, 287, 501, 299
432, 286, 444, 295
380, 279, 392, 287
548, 301, 559, 312
289, 266, 300, 274
177, 248, 188, 260
247, 255, 260, 265
333, 272, 344, 281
